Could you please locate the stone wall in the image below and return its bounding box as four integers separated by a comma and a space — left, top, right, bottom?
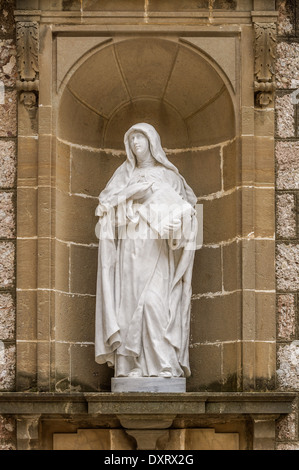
275, 0, 299, 450
0, 0, 16, 450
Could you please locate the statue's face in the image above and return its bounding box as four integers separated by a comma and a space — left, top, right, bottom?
129, 132, 150, 160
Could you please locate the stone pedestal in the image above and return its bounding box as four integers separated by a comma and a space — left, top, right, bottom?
111, 377, 186, 393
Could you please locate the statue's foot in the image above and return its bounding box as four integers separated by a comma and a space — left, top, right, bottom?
159, 370, 172, 378
128, 368, 142, 377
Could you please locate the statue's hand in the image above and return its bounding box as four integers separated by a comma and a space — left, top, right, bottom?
131, 183, 154, 201
161, 217, 181, 235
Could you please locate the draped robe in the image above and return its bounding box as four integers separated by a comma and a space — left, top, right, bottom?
95, 124, 197, 378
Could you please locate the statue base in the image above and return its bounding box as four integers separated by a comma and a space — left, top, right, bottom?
111, 377, 186, 393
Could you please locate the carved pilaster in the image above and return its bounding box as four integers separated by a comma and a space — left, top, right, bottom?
254, 23, 276, 107
16, 21, 39, 108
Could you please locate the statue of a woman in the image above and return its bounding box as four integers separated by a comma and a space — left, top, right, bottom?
95, 123, 197, 379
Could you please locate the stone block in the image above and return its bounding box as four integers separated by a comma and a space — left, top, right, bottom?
223, 241, 241, 292
185, 428, 239, 451
0, 140, 16, 188
0, 89, 16, 137
187, 89, 235, 147
17, 187, 37, 238
192, 246, 222, 294
199, 191, 239, 245
0, 241, 14, 288
54, 240, 69, 292
55, 292, 96, 342
276, 42, 299, 89
0, 0, 15, 37
16, 239, 36, 290
255, 342, 276, 388
254, 109, 275, 138
191, 292, 241, 344
277, 0, 296, 36
223, 140, 237, 191
255, 137, 274, 185
0, 416, 15, 450
70, 245, 98, 295
115, 38, 177, 101
169, 148, 222, 198
222, 341, 241, 391
240, 135, 255, 184
17, 137, 38, 187
149, 0, 209, 9
0, 343, 15, 391
71, 147, 125, 198
277, 294, 296, 340
111, 377, 186, 393
255, 240, 275, 291
276, 402, 297, 441
0, 191, 14, 238
16, 341, 37, 391
0, 292, 15, 341
55, 190, 98, 244
255, 292, 276, 341
276, 193, 296, 238
277, 341, 299, 390
16, 290, 37, 341
188, 344, 222, 391
164, 45, 223, 121
70, 343, 112, 392
56, 139, 70, 193
58, 86, 106, 148
54, 341, 71, 392
0, 39, 16, 87
255, 187, 275, 238
276, 141, 299, 190
276, 243, 299, 291
36, 238, 51, 289
276, 442, 299, 450
275, 93, 295, 138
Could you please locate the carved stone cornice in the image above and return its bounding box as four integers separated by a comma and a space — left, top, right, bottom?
16, 21, 39, 107
254, 22, 277, 107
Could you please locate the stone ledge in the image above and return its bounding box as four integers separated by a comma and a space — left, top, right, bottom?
0, 392, 295, 417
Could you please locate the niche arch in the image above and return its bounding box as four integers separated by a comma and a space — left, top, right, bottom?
55, 36, 239, 392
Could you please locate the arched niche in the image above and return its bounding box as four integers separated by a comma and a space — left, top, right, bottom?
55, 36, 239, 392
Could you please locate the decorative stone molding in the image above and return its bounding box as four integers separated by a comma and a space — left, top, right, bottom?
254, 22, 277, 107
16, 22, 39, 107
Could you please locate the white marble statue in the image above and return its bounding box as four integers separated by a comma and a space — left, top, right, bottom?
95, 123, 197, 379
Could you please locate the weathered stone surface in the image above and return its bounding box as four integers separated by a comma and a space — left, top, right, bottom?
277, 341, 299, 390
0, 192, 14, 238
276, 193, 296, 238
192, 246, 222, 295
0, 242, 14, 288
0, 293, 15, 341
276, 141, 299, 189
0, 0, 15, 37
276, 442, 299, 450
275, 94, 295, 138
0, 415, 15, 450
0, 141, 16, 188
0, 39, 16, 87
0, 89, 16, 137
277, 0, 295, 36
0, 343, 15, 391
277, 294, 296, 340
276, 42, 299, 89
276, 403, 297, 441
276, 243, 299, 291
